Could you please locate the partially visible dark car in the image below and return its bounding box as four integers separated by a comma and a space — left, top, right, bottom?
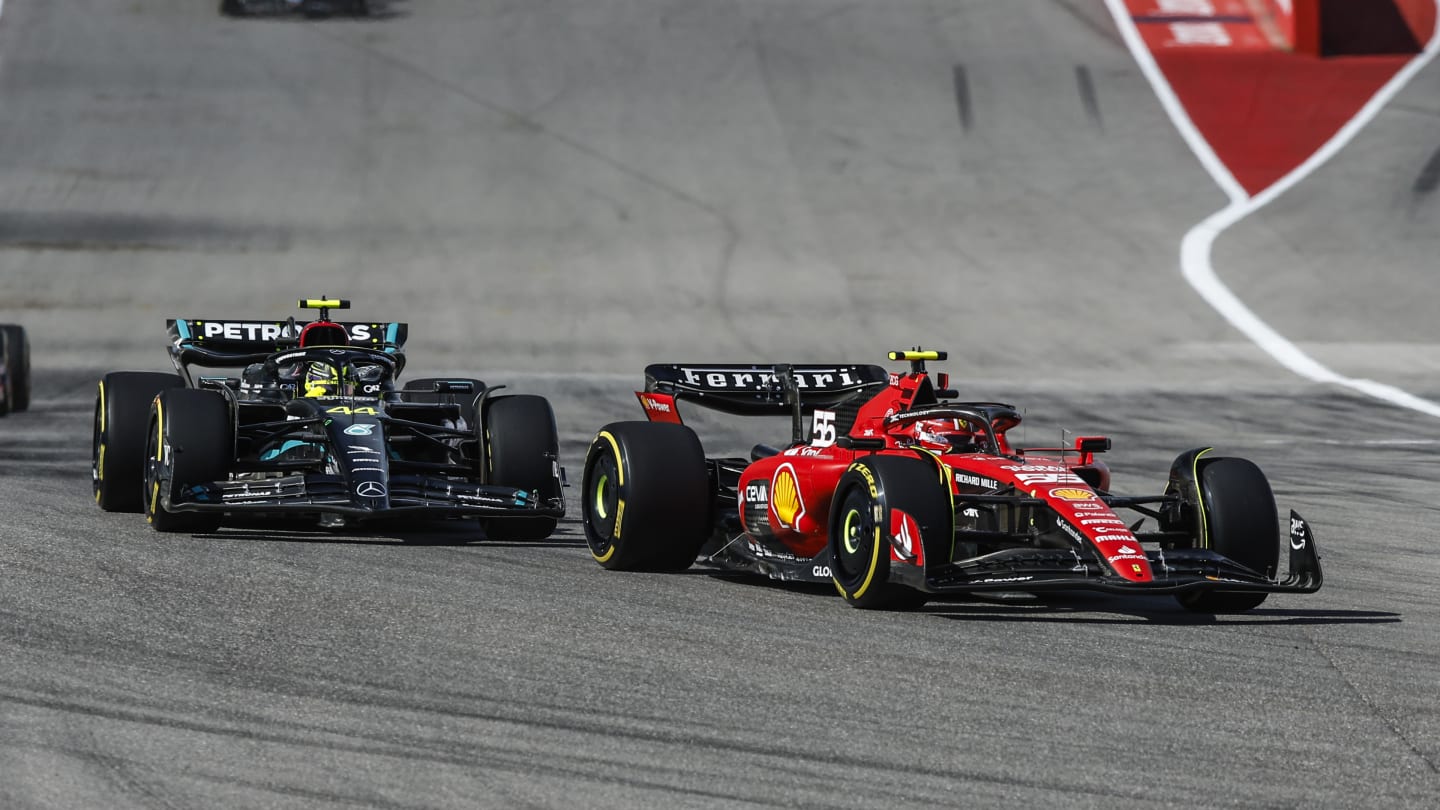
0, 323, 31, 417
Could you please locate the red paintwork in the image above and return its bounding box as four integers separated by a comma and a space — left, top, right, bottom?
636, 391, 682, 424
297, 319, 351, 348
741, 451, 848, 559
643, 369, 1154, 582
889, 509, 925, 566
1159, 50, 1414, 195
1395, 0, 1438, 45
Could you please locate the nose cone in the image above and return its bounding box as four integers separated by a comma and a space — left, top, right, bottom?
1041, 485, 1153, 582
1095, 538, 1153, 582
352, 479, 390, 510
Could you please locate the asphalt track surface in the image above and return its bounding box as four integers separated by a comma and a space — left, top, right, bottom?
2, 1, 1439, 807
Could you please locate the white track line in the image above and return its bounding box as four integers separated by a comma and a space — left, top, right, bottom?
1103, 0, 1440, 418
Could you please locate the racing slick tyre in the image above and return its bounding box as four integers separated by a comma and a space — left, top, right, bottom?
1, 324, 29, 412
829, 456, 949, 610
1175, 457, 1279, 613
582, 421, 710, 571
144, 389, 230, 533
93, 372, 185, 512
480, 394, 562, 541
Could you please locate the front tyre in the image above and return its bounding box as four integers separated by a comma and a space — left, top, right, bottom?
94, 372, 185, 512
1175, 457, 1278, 613
829, 456, 947, 610
481, 394, 562, 541
144, 389, 230, 533
581, 422, 711, 571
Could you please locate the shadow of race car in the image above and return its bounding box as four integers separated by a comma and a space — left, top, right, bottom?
92, 298, 564, 539
581, 350, 1322, 613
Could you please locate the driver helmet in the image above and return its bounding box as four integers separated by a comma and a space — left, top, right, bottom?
910, 418, 978, 453
303, 363, 349, 398
298, 320, 350, 397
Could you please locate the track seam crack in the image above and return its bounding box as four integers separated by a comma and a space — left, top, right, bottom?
1304, 628, 1440, 775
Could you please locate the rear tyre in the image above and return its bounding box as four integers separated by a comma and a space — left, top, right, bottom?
829, 456, 947, 610
1175, 457, 1278, 613
481, 394, 562, 541
93, 372, 185, 512
582, 421, 711, 571
0, 325, 29, 412
144, 389, 230, 533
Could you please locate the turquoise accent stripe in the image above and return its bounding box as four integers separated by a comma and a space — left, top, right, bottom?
176, 320, 192, 339
260, 440, 312, 461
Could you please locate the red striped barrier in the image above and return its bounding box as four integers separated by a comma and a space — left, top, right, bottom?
1123, 0, 1435, 194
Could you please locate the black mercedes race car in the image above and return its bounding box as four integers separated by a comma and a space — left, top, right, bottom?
92, 298, 564, 538
0, 323, 31, 417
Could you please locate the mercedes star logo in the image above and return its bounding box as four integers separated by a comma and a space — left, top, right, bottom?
356, 481, 387, 498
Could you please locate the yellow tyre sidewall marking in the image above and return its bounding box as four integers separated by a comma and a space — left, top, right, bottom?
834, 468, 883, 600
1192, 448, 1213, 549
849, 508, 882, 601
589, 431, 624, 563
94, 444, 105, 502
147, 397, 163, 523
915, 447, 956, 562
95, 382, 107, 499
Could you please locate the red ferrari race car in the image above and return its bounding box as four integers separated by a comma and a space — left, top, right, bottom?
581, 350, 1323, 612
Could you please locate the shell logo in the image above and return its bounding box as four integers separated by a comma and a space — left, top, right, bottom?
1050, 487, 1095, 501
772, 464, 805, 529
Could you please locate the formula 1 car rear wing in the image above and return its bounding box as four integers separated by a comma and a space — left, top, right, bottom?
166, 318, 407, 379
645, 363, 888, 415
643, 363, 889, 440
